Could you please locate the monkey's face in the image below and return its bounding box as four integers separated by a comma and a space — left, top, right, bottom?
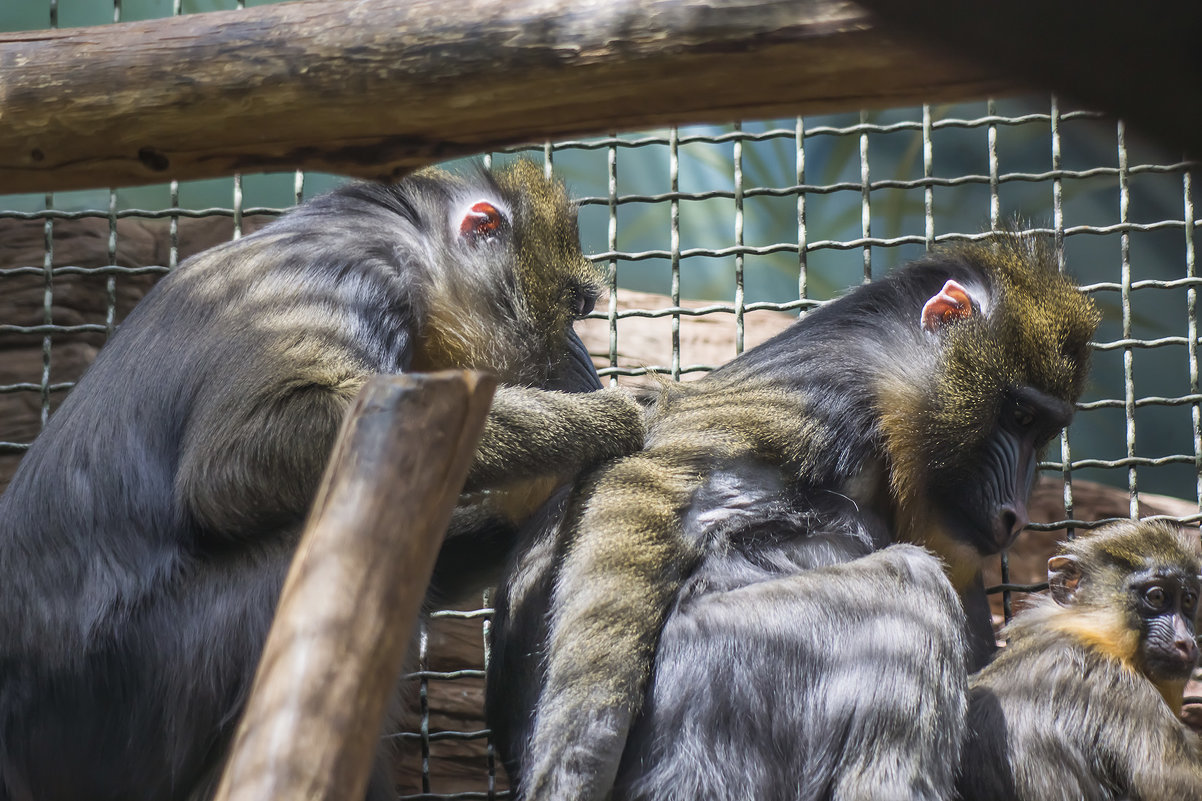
880, 237, 1099, 557
928, 380, 1073, 555
413, 160, 603, 392
1050, 521, 1202, 682
1132, 568, 1201, 682
496, 161, 604, 391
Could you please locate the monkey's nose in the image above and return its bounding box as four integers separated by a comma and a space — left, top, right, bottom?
995, 504, 1028, 550
1177, 636, 1199, 664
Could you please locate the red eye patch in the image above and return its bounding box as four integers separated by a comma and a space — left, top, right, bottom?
460, 201, 505, 241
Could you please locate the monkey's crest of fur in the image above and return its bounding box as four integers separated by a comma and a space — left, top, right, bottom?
1057, 518, 1201, 582
880, 233, 1100, 537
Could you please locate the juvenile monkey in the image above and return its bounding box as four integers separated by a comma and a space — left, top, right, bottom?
0, 160, 643, 801
487, 233, 1099, 800
957, 520, 1202, 801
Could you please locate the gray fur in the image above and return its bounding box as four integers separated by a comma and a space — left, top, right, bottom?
618, 546, 968, 801
0, 163, 642, 801
487, 238, 1097, 801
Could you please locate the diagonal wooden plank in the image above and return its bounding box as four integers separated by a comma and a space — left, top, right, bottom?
212, 370, 496, 801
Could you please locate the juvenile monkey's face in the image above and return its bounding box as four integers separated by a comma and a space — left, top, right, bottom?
1133, 569, 1201, 681
1054, 521, 1202, 684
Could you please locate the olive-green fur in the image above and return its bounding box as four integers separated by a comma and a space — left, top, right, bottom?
415, 160, 603, 385
1057, 519, 1200, 612
883, 234, 1099, 509
498, 160, 605, 363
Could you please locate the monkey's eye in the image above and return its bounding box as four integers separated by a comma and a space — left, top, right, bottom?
1012, 405, 1036, 430
459, 201, 507, 243
1184, 590, 1199, 612
571, 288, 597, 319
1144, 586, 1168, 610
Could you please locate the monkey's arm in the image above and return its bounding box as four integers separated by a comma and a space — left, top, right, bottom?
514, 445, 710, 801
466, 385, 645, 491
176, 354, 367, 538
177, 357, 642, 539
960, 572, 1001, 670
1117, 699, 1202, 797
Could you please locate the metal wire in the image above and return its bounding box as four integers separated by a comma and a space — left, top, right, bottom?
1, 82, 1200, 795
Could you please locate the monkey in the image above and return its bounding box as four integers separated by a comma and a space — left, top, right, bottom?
956, 519, 1202, 801
0, 159, 644, 801
485, 233, 1100, 800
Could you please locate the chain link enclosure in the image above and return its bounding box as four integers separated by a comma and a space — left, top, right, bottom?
1, 3, 1199, 800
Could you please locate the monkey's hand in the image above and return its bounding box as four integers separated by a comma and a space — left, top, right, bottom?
465, 385, 645, 496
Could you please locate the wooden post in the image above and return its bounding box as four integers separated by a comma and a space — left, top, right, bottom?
0, 0, 1014, 192
211, 370, 497, 801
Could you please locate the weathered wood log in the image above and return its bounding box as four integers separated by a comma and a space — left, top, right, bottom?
212, 371, 497, 801
0, 0, 1015, 193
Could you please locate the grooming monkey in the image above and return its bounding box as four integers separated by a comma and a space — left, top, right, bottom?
487, 234, 1100, 800
0, 160, 643, 801
957, 520, 1202, 801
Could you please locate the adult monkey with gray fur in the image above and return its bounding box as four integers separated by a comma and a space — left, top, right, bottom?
487, 235, 1099, 800
0, 160, 643, 801
958, 520, 1202, 801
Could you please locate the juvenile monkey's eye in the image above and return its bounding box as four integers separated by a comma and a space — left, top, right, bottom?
1184, 590, 1198, 611
1144, 586, 1167, 609
459, 201, 506, 243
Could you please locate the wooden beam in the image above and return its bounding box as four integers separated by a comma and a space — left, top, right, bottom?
0, 0, 1016, 193
212, 370, 496, 801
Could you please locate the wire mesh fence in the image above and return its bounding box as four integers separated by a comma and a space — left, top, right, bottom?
1, 4, 1200, 800
3, 97, 1199, 798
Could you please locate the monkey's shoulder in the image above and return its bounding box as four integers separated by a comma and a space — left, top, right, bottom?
680, 458, 887, 574
974, 618, 1162, 711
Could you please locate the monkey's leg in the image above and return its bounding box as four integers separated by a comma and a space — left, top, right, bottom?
616, 544, 969, 801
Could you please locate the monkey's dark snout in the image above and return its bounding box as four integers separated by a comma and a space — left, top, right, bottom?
1176, 634, 1199, 665
994, 504, 1028, 551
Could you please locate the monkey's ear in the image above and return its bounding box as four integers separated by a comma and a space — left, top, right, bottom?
921, 279, 974, 332
1048, 554, 1082, 605
459, 201, 509, 244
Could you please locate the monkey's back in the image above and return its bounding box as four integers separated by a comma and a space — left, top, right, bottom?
0, 195, 418, 800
